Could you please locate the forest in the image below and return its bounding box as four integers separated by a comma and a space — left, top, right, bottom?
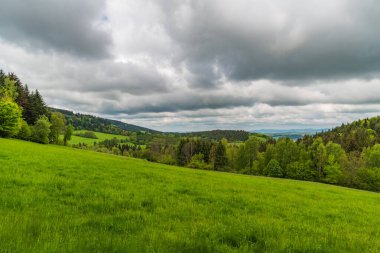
1, 70, 379, 192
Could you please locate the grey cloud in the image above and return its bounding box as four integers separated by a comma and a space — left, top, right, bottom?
155, 0, 380, 85
2, 0, 380, 131
0, 0, 112, 58
97, 93, 255, 115
65, 61, 171, 95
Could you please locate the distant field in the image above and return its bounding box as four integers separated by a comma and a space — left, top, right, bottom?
69, 130, 130, 145
0, 138, 379, 252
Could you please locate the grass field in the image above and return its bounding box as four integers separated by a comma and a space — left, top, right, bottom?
0, 138, 379, 252
69, 130, 130, 145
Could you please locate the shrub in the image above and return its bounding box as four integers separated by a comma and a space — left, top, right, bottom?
17, 119, 31, 140
265, 159, 283, 178
32, 115, 51, 144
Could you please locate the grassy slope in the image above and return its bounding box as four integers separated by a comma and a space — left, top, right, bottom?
0, 138, 379, 253
70, 130, 130, 145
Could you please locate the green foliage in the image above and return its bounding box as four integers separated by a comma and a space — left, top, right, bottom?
51, 107, 158, 134
17, 119, 32, 140
0, 138, 379, 252
245, 137, 260, 168
188, 153, 212, 170
63, 125, 74, 146
186, 129, 254, 142
0, 99, 22, 137
0, 77, 18, 100
214, 140, 228, 171
235, 144, 249, 171
74, 130, 98, 139
32, 115, 51, 144
0, 70, 48, 125
362, 144, 380, 168
286, 161, 314, 180
265, 159, 283, 178
70, 130, 129, 145
309, 137, 327, 180
323, 155, 344, 184
356, 168, 380, 192
49, 112, 66, 144
300, 116, 380, 153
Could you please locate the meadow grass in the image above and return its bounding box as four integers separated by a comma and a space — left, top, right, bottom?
0, 138, 379, 252
70, 130, 130, 145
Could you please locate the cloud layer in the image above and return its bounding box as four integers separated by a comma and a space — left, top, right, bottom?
1, 0, 380, 131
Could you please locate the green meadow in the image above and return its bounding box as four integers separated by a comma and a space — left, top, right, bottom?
70, 130, 130, 145
0, 138, 379, 253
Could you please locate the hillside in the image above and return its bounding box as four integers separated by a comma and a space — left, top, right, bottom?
300, 116, 380, 152
50, 108, 160, 134
256, 129, 325, 140
70, 130, 131, 146
1, 138, 379, 253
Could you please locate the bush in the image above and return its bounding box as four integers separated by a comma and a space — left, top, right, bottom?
17, 119, 31, 140
188, 153, 213, 170
265, 159, 283, 178
32, 115, 51, 144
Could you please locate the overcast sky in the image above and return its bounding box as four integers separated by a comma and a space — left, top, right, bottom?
1, 0, 380, 132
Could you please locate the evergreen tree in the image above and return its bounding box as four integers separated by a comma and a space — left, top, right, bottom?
214, 140, 228, 171
27, 90, 48, 124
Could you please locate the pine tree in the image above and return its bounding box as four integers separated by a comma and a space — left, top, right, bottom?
214, 140, 228, 171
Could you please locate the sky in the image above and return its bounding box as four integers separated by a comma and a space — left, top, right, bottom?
1, 0, 380, 132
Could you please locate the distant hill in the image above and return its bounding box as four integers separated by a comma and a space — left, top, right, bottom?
255, 129, 326, 140
49, 108, 160, 134
184, 130, 270, 142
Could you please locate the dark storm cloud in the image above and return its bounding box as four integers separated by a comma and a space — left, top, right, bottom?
157, 0, 380, 85
0, 0, 111, 58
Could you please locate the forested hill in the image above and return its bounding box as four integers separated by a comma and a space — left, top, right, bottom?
299, 116, 380, 153
184, 130, 269, 142
50, 108, 160, 135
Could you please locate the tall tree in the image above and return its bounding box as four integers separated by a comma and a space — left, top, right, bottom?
32, 115, 51, 144
214, 140, 228, 171
27, 90, 48, 124
310, 138, 327, 181
64, 124, 74, 146
49, 112, 66, 144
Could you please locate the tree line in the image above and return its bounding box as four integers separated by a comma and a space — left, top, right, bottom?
0, 70, 73, 145
137, 135, 379, 192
